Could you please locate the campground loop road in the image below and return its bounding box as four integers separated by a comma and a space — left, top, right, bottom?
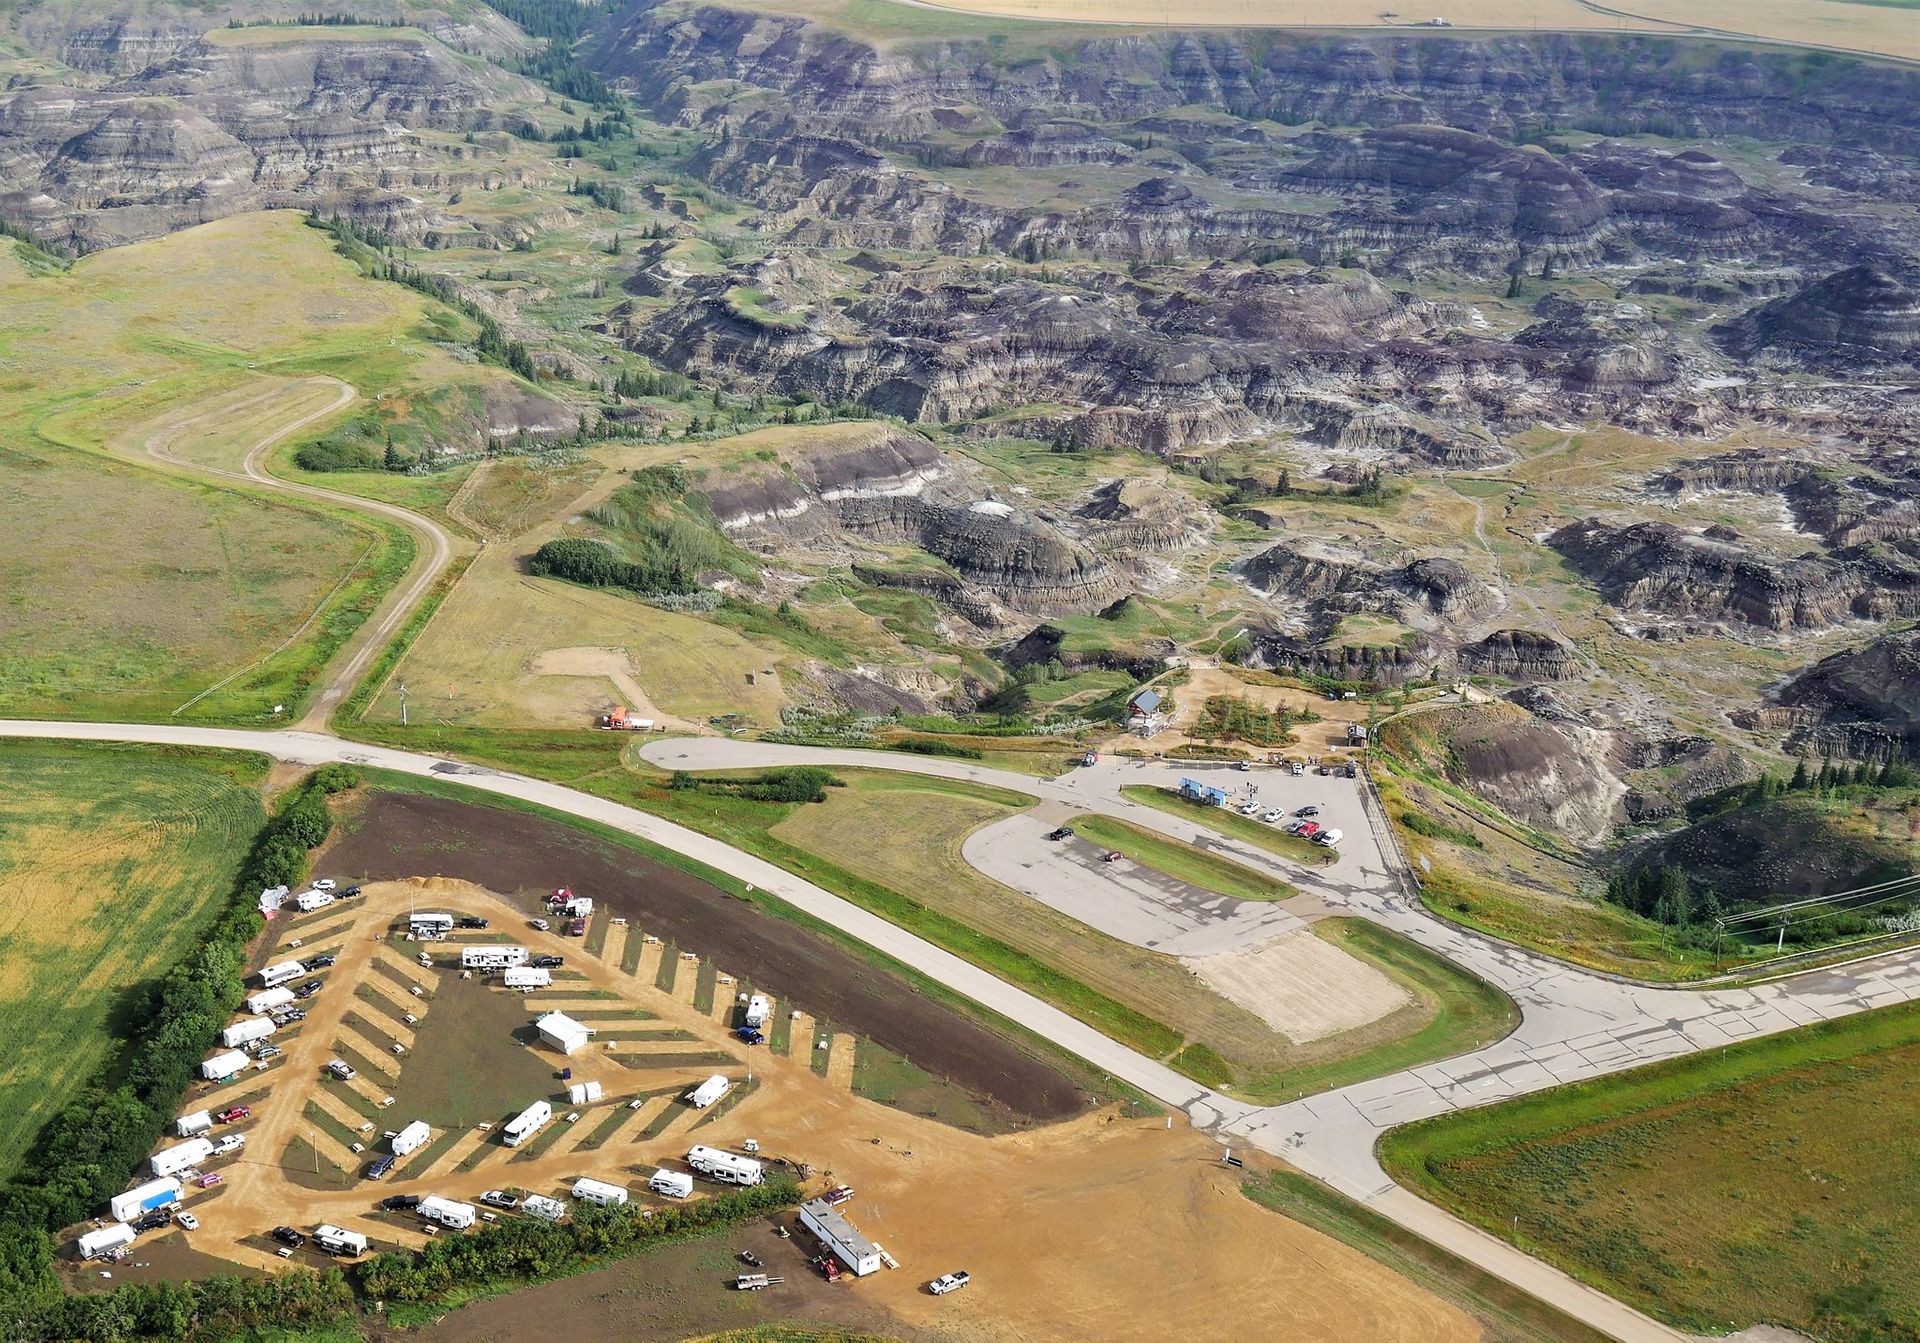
137, 374, 458, 730
11, 724, 1920, 1339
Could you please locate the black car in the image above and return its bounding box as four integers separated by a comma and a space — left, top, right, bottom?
341, 885, 363, 898
307, 953, 337, 969
477, 1190, 519, 1210
134, 1210, 171, 1232
457, 916, 489, 930
1045, 826, 1075, 841
531, 955, 564, 969
274, 1008, 307, 1025
271, 1226, 305, 1248
380, 1194, 422, 1211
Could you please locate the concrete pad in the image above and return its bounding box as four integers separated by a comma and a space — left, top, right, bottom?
1183, 927, 1409, 1042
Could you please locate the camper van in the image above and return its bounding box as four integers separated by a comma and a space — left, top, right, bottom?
501, 1101, 552, 1149
258, 961, 306, 990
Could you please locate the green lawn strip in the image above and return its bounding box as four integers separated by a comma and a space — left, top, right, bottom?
1242, 1170, 1612, 1343
331, 1040, 400, 1089
849, 1039, 1002, 1135
325, 1081, 385, 1124
606, 1050, 734, 1070
341, 1008, 405, 1056
1232, 919, 1518, 1105
355, 983, 412, 1026
1379, 1001, 1920, 1337
575, 1102, 643, 1152
654, 942, 680, 994
620, 925, 647, 974
768, 1001, 793, 1055
583, 905, 610, 957
689, 1076, 759, 1130
370, 958, 427, 992
637, 1100, 686, 1141
1120, 785, 1331, 867
279, 1136, 353, 1191
561, 1010, 671, 1026
342, 764, 1154, 1110
302, 1100, 363, 1152
506, 1116, 574, 1163
809, 1022, 834, 1077
396, 1126, 466, 1181
1072, 813, 1295, 901
692, 958, 717, 1014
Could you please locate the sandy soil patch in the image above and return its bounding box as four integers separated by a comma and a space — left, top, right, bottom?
1184, 927, 1411, 1043
1111, 663, 1375, 759
528, 646, 710, 734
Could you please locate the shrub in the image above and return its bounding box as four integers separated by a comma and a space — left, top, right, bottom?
890, 737, 985, 760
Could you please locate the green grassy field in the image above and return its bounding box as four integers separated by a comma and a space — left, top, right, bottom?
0, 742, 268, 1180
1071, 813, 1295, 902
0, 212, 497, 720
1380, 1001, 1920, 1342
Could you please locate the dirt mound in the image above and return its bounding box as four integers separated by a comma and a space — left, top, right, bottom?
323, 790, 1088, 1124
1387, 703, 1622, 845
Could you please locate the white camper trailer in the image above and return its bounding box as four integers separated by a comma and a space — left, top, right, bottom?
743, 994, 771, 1029
315, 1224, 368, 1256
174, 1110, 213, 1139
391, 1121, 431, 1157
418, 1197, 476, 1229
523, 1194, 567, 1222
501, 966, 550, 990
199, 1049, 249, 1082
647, 1169, 694, 1199
501, 1101, 552, 1148
220, 1017, 276, 1049
258, 960, 306, 989
77, 1223, 136, 1260
570, 1177, 628, 1207
685, 1075, 731, 1109
460, 945, 529, 970
246, 987, 296, 1016
150, 1138, 214, 1180
109, 1177, 183, 1223
685, 1145, 763, 1187
293, 889, 335, 913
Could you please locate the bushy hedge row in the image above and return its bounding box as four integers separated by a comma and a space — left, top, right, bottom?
889, 737, 985, 760
358, 1179, 798, 1303
3, 1266, 354, 1343
0, 766, 359, 1299
668, 766, 842, 804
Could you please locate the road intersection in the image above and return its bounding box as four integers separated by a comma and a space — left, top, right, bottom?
11, 720, 1919, 1341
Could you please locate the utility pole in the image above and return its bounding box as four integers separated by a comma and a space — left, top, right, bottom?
398, 680, 409, 726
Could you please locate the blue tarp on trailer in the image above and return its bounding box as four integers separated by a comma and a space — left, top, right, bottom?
1179, 778, 1228, 806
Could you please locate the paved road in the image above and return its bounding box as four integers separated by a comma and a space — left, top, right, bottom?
138, 374, 458, 729
15, 721, 1920, 1340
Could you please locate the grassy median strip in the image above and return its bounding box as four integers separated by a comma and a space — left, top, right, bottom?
1071, 814, 1295, 901
1379, 999, 1920, 1341
1120, 785, 1332, 866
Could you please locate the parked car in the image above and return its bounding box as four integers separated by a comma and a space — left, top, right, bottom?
1296, 805, 1320, 817
175, 1211, 199, 1231
215, 1105, 251, 1123
256, 1044, 281, 1060
822, 1185, 854, 1207
1044, 826, 1074, 841
532, 954, 564, 968
341, 885, 363, 899
568, 917, 588, 936
195, 1172, 222, 1189
1101, 850, 1123, 863
134, 1210, 171, 1232
457, 916, 489, 930
307, 953, 337, 969
528, 918, 550, 932
327, 1060, 357, 1081
478, 1190, 519, 1210
312, 879, 337, 892
736, 1027, 765, 1045
366, 1155, 397, 1180
271, 1227, 305, 1248
214, 1135, 246, 1156
1236, 761, 1252, 772
928, 1270, 971, 1296
380, 1194, 422, 1211
1260, 809, 1286, 823
274, 1009, 307, 1025
294, 980, 323, 999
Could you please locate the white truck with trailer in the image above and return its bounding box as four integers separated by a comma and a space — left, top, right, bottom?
151, 1138, 214, 1180
220, 1017, 276, 1049
199, 1049, 249, 1082
647, 1169, 694, 1199
501, 1101, 552, 1148
78, 1224, 136, 1260
418, 1196, 477, 1229
174, 1110, 213, 1138
685, 1074, 731, 1109
109, 1177, 183, 1223
246, 987, 296, 1016
685, 1145, 763, 1187
460, 945, 529, 970
315, 1224, 368, 1256
390, 1121, 431, 1157
570, 1177, 628, 1207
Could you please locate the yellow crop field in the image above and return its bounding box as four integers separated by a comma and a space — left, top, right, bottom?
0, 743, 266, 1178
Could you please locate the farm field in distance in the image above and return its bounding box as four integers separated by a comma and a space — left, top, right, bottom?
1380, 1000, 1920, 1343
0, 742, 266, 1180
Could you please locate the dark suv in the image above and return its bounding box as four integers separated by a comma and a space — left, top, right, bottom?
271, 1226, 305, 1248
457, 916, 489, 930
294, 979, 323, 999
380, 1194, 422, 1211
532, 955, 564, 969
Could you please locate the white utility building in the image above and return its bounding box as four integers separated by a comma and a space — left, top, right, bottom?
536, 1011, 592, 1055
